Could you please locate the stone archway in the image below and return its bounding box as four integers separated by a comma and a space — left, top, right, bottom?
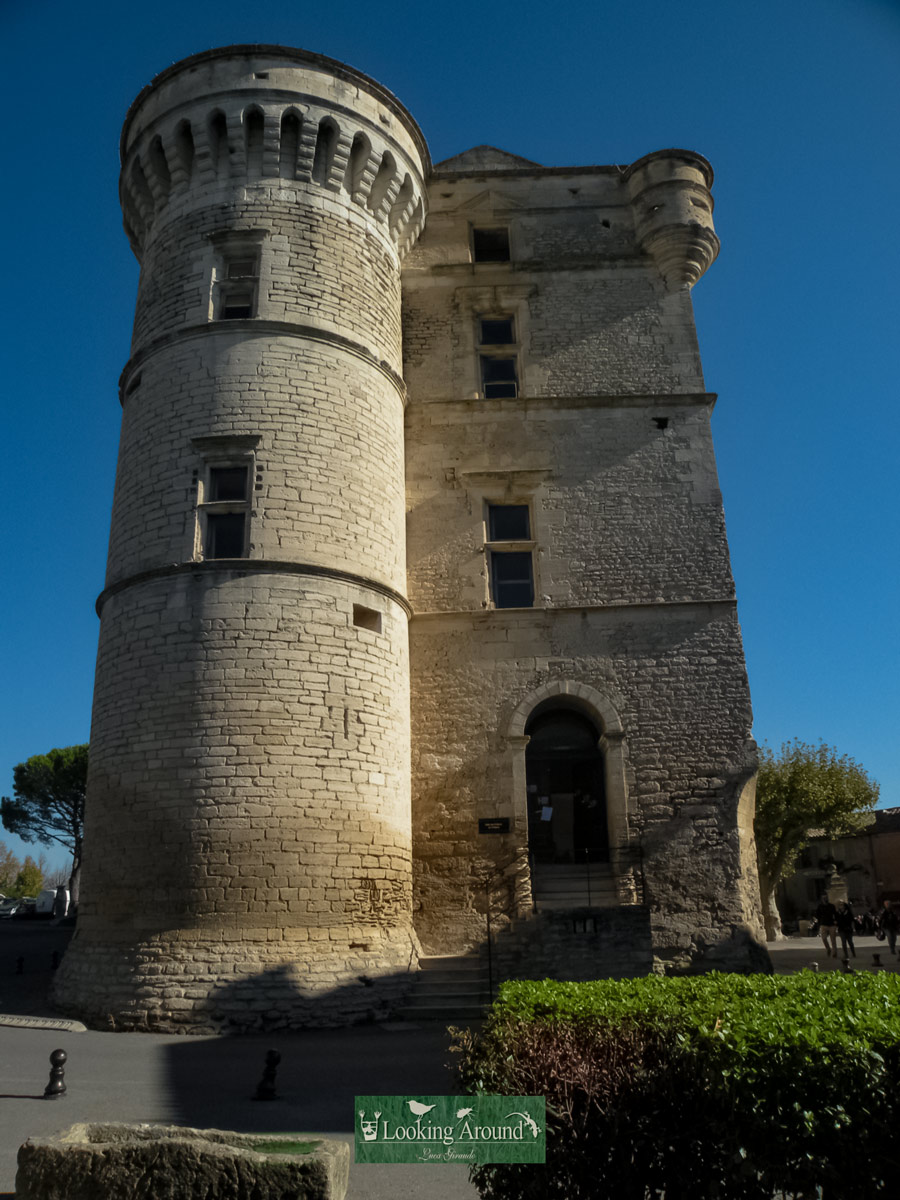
506, 681, 637, 906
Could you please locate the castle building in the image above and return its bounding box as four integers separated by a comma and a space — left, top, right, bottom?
55, 45, 766, 1030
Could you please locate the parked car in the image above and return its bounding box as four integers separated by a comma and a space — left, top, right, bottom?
0, 898, 25, 918
11, 898, 37, 920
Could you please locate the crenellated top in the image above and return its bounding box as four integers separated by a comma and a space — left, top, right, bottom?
119, 45, 429, 261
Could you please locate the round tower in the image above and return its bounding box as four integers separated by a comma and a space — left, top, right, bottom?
54, 45, 429, 1030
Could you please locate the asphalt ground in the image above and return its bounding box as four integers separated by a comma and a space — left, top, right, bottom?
2, 925, 898, 1198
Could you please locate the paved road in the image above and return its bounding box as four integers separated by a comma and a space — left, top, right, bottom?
1, 926, 896, 1197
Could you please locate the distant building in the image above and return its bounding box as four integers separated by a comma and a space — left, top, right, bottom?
55, 45, 766, 1031
778, 809, 900, 923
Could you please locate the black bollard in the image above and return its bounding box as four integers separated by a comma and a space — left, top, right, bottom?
873, 953, 882, 968
841, 958, 853, 973
44, 1049, 67, 1099
253, 1049, 281, 1101
16, 956, 24, 975
51, 951, 60, 971
809, 962, 819, 972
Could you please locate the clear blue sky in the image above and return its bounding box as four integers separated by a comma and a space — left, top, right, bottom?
2, 0, 898, 873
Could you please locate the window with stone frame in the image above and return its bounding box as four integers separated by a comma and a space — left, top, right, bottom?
209, 232, 265, 321
479, 313, 519, 399
192, 436, 260, 560
472, 226, 511, 263
486, 502, 535, 607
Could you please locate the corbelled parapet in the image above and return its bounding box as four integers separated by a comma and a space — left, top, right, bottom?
119, 44, 428, 262
625, 149, 720, 288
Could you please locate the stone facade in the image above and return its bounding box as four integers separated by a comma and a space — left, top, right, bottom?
54, 44, 766, 1032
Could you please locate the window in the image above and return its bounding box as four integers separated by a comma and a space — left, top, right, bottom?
472, 226, 510, 262
209, 232, 265, 322
218, 252, 258, 319
480, 317, 515, 345
479, 313, 519, 399
486, 503, 534, 608
199, 463, 250, 559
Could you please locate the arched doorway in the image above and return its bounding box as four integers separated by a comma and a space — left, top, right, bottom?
525, 708, 609, 865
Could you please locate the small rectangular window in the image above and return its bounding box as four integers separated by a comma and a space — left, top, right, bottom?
490, 551, 534, 608
479, 317, 515, 345
209, 466, 249, 501
473, 227, 510, 262
481, 356, 518, 399
205, 511, 246, 559
227, 259, 257, 280
488, 504, 530, 541
353, 604, 382, 633
222, 291, 253, 320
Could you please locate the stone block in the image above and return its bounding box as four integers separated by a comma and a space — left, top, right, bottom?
15, 1123, 349, 1200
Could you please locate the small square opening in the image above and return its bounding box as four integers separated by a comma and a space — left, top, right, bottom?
353, 604, 382, 633
222, 292, 253, 320
479, 317, 515, 345
488, 504, 530, 541
473, 227, 510, 263
209, 466, 249, 501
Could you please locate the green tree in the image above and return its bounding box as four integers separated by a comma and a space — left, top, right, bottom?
755, 740, 879, 940
0, 841, 22, 895
1, 744, 87, 906
11, 856, 44, 899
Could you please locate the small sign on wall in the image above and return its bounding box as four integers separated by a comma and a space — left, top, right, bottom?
478, 818, 510, 835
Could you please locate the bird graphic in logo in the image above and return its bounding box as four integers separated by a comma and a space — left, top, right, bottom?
407, 1099, 436, 1134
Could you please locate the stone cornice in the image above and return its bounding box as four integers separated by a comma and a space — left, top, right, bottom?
119, 321, 407, 404
409, 597, 737, 623
96, 560, 412, 617
404, 392, 717, 417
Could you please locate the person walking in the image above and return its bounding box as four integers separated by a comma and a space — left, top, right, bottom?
835, 901, 856, 958
877, 900, 899, 955
816, 897, 839, 958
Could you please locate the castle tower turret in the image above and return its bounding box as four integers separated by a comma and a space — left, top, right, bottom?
55, 46, 429, 1029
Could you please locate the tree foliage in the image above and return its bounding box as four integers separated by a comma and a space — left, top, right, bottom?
754, 739, 879, 939
0, 844, 45, 898
1, 744, 87, 902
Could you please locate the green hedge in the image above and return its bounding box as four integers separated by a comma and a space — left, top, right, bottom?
452, 973, 900, 1199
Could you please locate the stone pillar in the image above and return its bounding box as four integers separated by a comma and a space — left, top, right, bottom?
54, 45, 429, 1030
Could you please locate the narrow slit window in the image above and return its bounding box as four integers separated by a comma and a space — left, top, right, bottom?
473, 227, 510, 262
353, 604, 382, 633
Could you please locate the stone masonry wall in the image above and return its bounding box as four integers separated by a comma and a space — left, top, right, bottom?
108, 335, 406, 590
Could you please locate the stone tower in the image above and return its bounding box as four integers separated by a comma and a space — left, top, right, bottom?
54, 46, 429, 1029
57, 45, 767, 1031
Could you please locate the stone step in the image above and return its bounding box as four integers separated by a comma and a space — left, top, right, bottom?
418, 955, 486, 972
407, 980, 491, 996
394, 1002, 489, 1022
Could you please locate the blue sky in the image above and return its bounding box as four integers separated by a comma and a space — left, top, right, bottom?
1, 0, 898, 872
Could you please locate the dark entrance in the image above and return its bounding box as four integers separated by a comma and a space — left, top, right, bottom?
525, 709, 608, 864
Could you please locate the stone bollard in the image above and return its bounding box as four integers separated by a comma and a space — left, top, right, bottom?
253, 1049, 281, 1101
809, 962, 819, 972
44, 1049, 67, 1099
